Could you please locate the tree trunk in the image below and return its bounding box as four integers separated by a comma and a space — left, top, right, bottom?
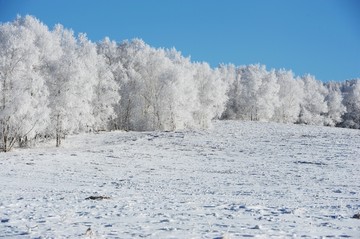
2, 134, 17, 152
56, 114, 61, 147
56, 132, 61, 147
3, 134, 7, 152
124, 98, 131, 131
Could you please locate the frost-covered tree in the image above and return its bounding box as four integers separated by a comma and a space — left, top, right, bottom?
192, 62, 228, 128
226, 65, 263, 121
116, 39, 203, 131
257, 69, 280, 121
77, 33, 120, 132
100, 38, 227, 131
298, 74, 328, 125
97, 37, 126, 130
92, 53, 120, 131
240, 64, 265, 121
76, 33, 100, 131
48, 25, 98, 146
226, 64, 279, 121
341, 79, 360, 128
165, 48, 199, 129
3, 15, 360, 153
114, 39, 160, 131
0, 16, 51, 151
273, 69, 304, 123
324, 82, 346, 126
218, 64, 239, 120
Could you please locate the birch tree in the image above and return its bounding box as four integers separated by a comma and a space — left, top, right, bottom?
48, 25, 97, 146
0, 16, 51, 151
324, 82, 346, 126
298, 74, 328, 125
341, 80, 360, 128
192, 62, 228, 128
273, 69, 304, 123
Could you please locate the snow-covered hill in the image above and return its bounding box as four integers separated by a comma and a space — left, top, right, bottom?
0, 121, 359, 238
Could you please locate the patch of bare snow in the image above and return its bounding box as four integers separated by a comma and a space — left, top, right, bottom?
0, 121, 359, 238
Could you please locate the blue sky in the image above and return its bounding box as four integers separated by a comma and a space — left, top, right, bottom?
0, 0, 359, 82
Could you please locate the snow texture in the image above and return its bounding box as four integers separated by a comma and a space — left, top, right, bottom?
0, 121, 359, 238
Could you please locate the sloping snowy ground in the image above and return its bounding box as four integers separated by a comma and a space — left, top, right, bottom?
0, 121, 359, 238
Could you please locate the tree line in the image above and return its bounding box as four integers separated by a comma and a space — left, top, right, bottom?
0, 16, 359, 152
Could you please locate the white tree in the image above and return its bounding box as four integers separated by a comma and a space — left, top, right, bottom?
97, 37, 127, 130
92, 53, 120, 131
115, 39, 160, 131
298, 74, 328, 125
218, 64, 238, 119
256, 69, 280, 121
77, 33, 120, 133
102, 38, 227, 131
192, 62, 228, 128
164, 48, 199, 129
76, 33, 100, 131
3, 15, 359, 153
341, 80, 360, 128
273, 69, 304, 123
230, 64, 279, 121
0, 16, 51, 151
117, 39, 202, 131
48, 25, 97, 146
324, 82, 346, 126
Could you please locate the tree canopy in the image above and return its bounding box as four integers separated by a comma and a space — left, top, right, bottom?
0, 15, 359, 151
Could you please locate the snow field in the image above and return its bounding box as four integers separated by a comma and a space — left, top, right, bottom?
0, 121, 359, 238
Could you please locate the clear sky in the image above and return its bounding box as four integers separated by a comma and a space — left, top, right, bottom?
0, 0, 359, 82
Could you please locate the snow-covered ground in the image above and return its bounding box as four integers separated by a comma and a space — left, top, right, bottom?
0, 121, 359, 238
